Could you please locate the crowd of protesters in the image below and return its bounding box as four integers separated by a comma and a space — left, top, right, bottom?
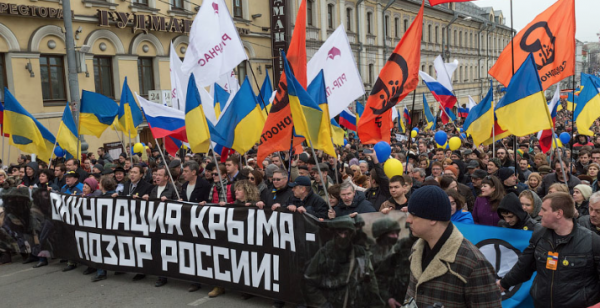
2, 100, 600, 307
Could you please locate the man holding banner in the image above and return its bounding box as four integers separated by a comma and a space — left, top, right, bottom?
499, 192, 600, 308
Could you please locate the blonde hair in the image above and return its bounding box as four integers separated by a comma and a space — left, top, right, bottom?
548, 183, 569, 193
234, 180, 260, 202
527, 172, 542, 190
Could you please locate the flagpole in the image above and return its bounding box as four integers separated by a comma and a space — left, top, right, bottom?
1, 135, 4, 167
509, 0, 519, 174
209, 142, 228, 202
128, 129, 134, 166
48, 138, 59, 167
112, 125, 128, 157
492, 101, 496, 159
308, 140, 332, 211
153, 137, 181, 200
406, 90, 417, 174
248, 64, 270, 115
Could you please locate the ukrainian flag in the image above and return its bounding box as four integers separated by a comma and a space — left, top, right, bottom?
282, 51, 323, 144
464, 81, 495, 146
574, 73, 600, 136
397, 108, 406, 133
330, 118, 345, 146
495, 53, 552, 136
185, 74, 212, 154
33, 117, 56, 162
355, 101, 364, 124
116, 77, 144, 138
56, 103, 79, 158
80, 90, 119, 137
213, 83, 230, 120
257, 70, 273, 118
212, 77, 264, 154
3, 87, 47, 156
307, 70, 336, 157
422, 94, 436, 131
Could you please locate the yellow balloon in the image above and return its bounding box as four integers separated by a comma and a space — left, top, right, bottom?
436, 142, 447, 148
144, 146, 150, 150
133, 143, 144, 153
449, 137, 461, 151
411, 130, 418, 138
383, 158, 404, 178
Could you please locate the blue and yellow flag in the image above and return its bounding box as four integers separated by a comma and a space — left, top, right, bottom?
330, 118, 345, 146
212, 77, 264, 154
355, 101, 364, 124
464, 81, 495, 146
80, 90, 119, 137
282, 51, 323, 144
574, 73, 600, 136
422, 94, 435, 131
257, 70, 273, 117
307, 70, 336, 157
495, 53, 552, 136
397, 108, 406, 133
3, 87, 57, 161
213, 83, 230, 120
57, 103, 79, 158
3, 87, 44, 150
116, 77, 144, 138
185, 74, 212, 154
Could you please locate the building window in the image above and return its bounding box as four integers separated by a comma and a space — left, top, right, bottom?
385, 15, 390, 36
459, 31, 462, 47
137, 57, 154, 97
346, 8, 352, 31
459, 67, 463, 83
237, 60, 247, 83
327, 4, 334, 29
307, 0, 314, 26
171, 0, 184, 10
93, 56, 114, 98
368, 64, 374, 84
367, 12, 372, 34
136, 0, 149, 6
403, 19, 408, 33
470, 33, 473, 48
40, 55, 66, 101
428, 65, 433, 77
394, 18, 399, 37
233, 0, 243, 18
428, 24, 431, 42
435, 26, 439, 43
0, 54, 6, 101
453, 30, 457, 46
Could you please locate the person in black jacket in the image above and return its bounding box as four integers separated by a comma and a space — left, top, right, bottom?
260, 169, 293, 209
272, 176, 328, 219
579, 192, 600, 236
498, 192, 600, 308
333, 182, 376, 217
142, 167, 179, 202
497, 193, 539, 231
180, 161, 211, 203
364, 151, 391, 210
118, 165, 154, 198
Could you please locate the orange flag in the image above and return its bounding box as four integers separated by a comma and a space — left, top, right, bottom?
257, 0, 306, 164
489, 0, 575, 90
357, 0, 424, 144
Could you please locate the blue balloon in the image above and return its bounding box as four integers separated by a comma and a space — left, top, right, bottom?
412, 127, 419, 133
54, 146, 65, 157
434, 131, 448, 145
374, 141, 392, 163
559, 132, 571, 144
458, 127, 463, 133
343, 139, 348, 146
461, 133, 467, 139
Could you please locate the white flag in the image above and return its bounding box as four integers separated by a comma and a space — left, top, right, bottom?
467, 95, 477, 110
218, 70, 240, 94
170, 43, 187, 112
307, 25, 364, 118
182, 0, 247, 86
433, 55, 458, 92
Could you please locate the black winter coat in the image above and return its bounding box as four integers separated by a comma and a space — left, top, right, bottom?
497, 193, 540, 231
334, 191, 376, 217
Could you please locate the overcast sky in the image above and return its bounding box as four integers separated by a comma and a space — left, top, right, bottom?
474, 0, 598, 43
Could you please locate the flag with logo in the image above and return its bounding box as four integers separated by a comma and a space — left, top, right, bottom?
170, 42, 187, 112
181, 0, 248, 87
489, 0, 575, 90
358, 0, 424, 144
307, 25, 365, 118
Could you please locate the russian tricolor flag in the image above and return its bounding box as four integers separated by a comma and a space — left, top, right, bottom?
457, 106, 469, 118
418, 71, 457, 110
403, 107, 411, 126
339, 108, 357, 131
537, 83, 562, 153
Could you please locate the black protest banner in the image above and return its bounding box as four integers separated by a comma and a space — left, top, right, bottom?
48, 192, 410, 305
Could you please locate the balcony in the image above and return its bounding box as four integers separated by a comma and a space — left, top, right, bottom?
307, 26, 320, 41
366, 34, 376, 46
346, 32, 356, 44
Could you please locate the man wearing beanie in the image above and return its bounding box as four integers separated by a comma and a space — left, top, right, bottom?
574, 184, 592, 217
497, 168, 526, 196
404, 186, 501, 308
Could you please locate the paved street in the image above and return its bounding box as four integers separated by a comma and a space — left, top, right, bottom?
0, 258, 274, 307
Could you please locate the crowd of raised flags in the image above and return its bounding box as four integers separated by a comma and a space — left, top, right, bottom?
1, 0, 600, 179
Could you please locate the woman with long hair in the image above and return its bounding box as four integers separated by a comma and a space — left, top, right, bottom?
527, 172, 542, 191
472, 176, 505, 226
447, 188, 474, 224
233, 180, 260, 207
248, 170, 266, 194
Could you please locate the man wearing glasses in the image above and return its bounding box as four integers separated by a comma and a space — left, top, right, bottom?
258, 169, 293, 210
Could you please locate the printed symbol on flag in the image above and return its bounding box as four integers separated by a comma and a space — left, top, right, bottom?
327, 47, 341, 60
172, 88, 176, 98
476, 239, 524, 301
520, 21, 556, 70
269, 81, 289, 113
212, 2, 219, 14
370, 54, 409, 115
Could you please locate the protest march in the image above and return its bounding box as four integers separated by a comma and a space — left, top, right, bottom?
2, 0, 600, 307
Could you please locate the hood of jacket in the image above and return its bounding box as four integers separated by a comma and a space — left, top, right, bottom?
530, 190, 542, 218
497, 193, 530, 228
